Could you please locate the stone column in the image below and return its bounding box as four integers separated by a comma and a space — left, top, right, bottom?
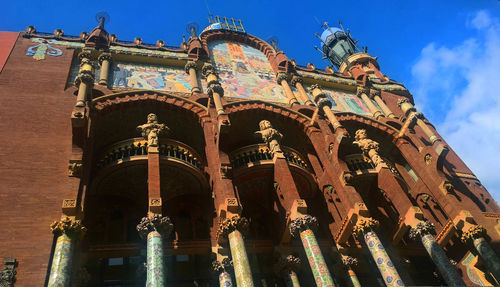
397, 99, 439, 144
370, 89, 396, 118
290, 215, 336, 287
185, 61, 201, 93
277, 73, 299, 105
461, 225, 500, 280
409, 221, 466, 286
353, 218, 405, 287
356, 87, 383, 119
218, 215, 255, 287
291, 76, 314, 106
274, 255, 302, 287
136, 215, 173, 287
341, 256, 361, 287
213, 259, 234, 287
309, 84, 343, 132
97, 52, 112, 86
48, 217, 86, 287
202, 64, 226, 116
74, 50, 94, 107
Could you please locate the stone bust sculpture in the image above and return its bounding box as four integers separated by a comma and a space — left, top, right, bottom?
353, 129, 383, 166
255, 120, 283, 155
137, 113, 169, 147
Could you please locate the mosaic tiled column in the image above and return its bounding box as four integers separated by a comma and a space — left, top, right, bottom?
136, 215, 173, 287
74, 50, 94, 108
203, 64, 226, 115
98, 52, 112, 86
277, 73, 299, 105
409, 221, 466, 286
462, 225, 500, 280
353, 217, 405, 287
185, 61, 201, 93
290, 215, 336, 287
274, 255, 302, 287
48, 217, 86, 287
212, 259, 234, 287
218, 215, 255, 287
342, 256, 361, 287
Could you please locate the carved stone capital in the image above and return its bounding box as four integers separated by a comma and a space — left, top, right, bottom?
289, 215, 318, 238
137, 113, 169, 147
68, 161, 82, 178
74, 72, 94, 86
408, 220, 436, 240
290, 76, 303, 86
184, 61, 197, 74
341, 255, 359, 268
78, 50, 92, 61
202, 63, 216, 77
356, 86, 369, 97
274, 255, 301, 275
276, 72, 290, 84
397, 98, 412, 108
217, 215, 250, 240
461, 225, 486, 243
207, 83, 224, 97
0, 258, 17, 287
212, 259, 233, 275
317, 98, 332, 110
369, 88, 380, 99
136, 214, 174, 239
50, 216, 87, 238
98, 52, 113, 65
353, 217, 379, 234
255, 120, 283, 155
309, 84, 321, 92
414, 112, 424, 119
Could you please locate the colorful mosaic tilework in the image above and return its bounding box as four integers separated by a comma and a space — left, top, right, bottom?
363, 231, 404, 287
209, 40, 287, 103
305, 85, 372, 116
219, 271, 233, 287
228, 230, 255, 287
299, 229, 335, 287
48, 234, 74, 287
146, 231, 166, 287
421, 234, 465, 286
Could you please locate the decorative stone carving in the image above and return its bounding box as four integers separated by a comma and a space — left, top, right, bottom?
202, 63, 217, 78
353, 217, 379, 235
68, 161, 82, 177
461, 225, 486, 243
342, 255, 359, 268
369, 89, 380, 99
137, 113, 169, 147
50, 217, 87, 238
207, 83, 224, 97
220, 163, 233, 179
290, 76, 303, 86
136, 214, 174, 239
0, 258, 17, 287
212, 259, 233, 274
98, 52, 113, 65
317, 98, 332, 110
443, 181, 454, 194
408, 221, 436, 240
217, 215, 250, 240
356, 86, 370, 97
74, 70, 94, 87
255, 120, 283, 155
184, 61, 197, 74
289, 215, 319, 238
276, 72, 290, 84
424, 154, 432, 165
397, 98, 411, 108
274, 255, 301, 275
353, 129, 384, 167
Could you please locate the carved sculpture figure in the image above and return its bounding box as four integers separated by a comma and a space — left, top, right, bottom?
255, 120, 283, 155
137, 113, 169, 147
353, 129, 384, 167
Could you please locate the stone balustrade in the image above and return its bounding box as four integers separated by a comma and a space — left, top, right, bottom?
229, 144, 309, 170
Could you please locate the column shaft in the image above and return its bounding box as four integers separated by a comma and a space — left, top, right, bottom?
75, 82, 87, 107
99, 60, 110, 85
147, 231, 166, 286
48, 234, 74, 287
228, 230, 255, 287
347, 269, 361, 287
285, 270, 301, 287
213, 92, 225, 115
360, 93, 383, 119
299, 229, 336, 287
363, 231, 404, 287
219, 271, 233, 287
473, 237, 500, 280
322, 106, 343, 131
416, 117, 438, 144
420, 234, 466, 286
373, 95, 395, 118
295, 82, 313, 105
188, 67, 201, 93
281, 80, 299, 105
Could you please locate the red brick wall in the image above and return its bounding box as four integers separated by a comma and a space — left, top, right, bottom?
0, 32, 19, 73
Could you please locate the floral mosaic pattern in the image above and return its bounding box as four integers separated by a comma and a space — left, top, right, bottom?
363, 231, 404, 287
219, 271, 233, 287
228, 230, 254, 287
209, 40, 287, 103
473, 237, 500, 280
299, 229, 335, 287
146, 231, 165, 287
421, 234, 465, 286
48, 234, 74, 287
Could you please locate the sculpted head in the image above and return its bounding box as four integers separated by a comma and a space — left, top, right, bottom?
355, 129, 367, 141
259, 120, 272, 131
147, 113, 158, 124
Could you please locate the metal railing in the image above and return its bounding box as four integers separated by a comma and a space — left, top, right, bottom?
229, 144, 309, 170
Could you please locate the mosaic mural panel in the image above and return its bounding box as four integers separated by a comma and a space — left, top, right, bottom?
209, 40, 287, 103
305, 85, 372, 116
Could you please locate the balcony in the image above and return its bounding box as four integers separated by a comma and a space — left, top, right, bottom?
344, 153, 402, 178
229, 144, 309, 171
95, 137, 202, 171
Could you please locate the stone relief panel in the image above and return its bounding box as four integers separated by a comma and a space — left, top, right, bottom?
208, 40, 287, 103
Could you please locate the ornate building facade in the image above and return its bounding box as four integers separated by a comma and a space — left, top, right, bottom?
0, 17, 499, 286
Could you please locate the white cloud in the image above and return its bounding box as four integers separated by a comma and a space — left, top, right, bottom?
410, 10, 500, 199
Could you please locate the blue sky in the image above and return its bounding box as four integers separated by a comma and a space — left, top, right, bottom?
1, 1, 499, 199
